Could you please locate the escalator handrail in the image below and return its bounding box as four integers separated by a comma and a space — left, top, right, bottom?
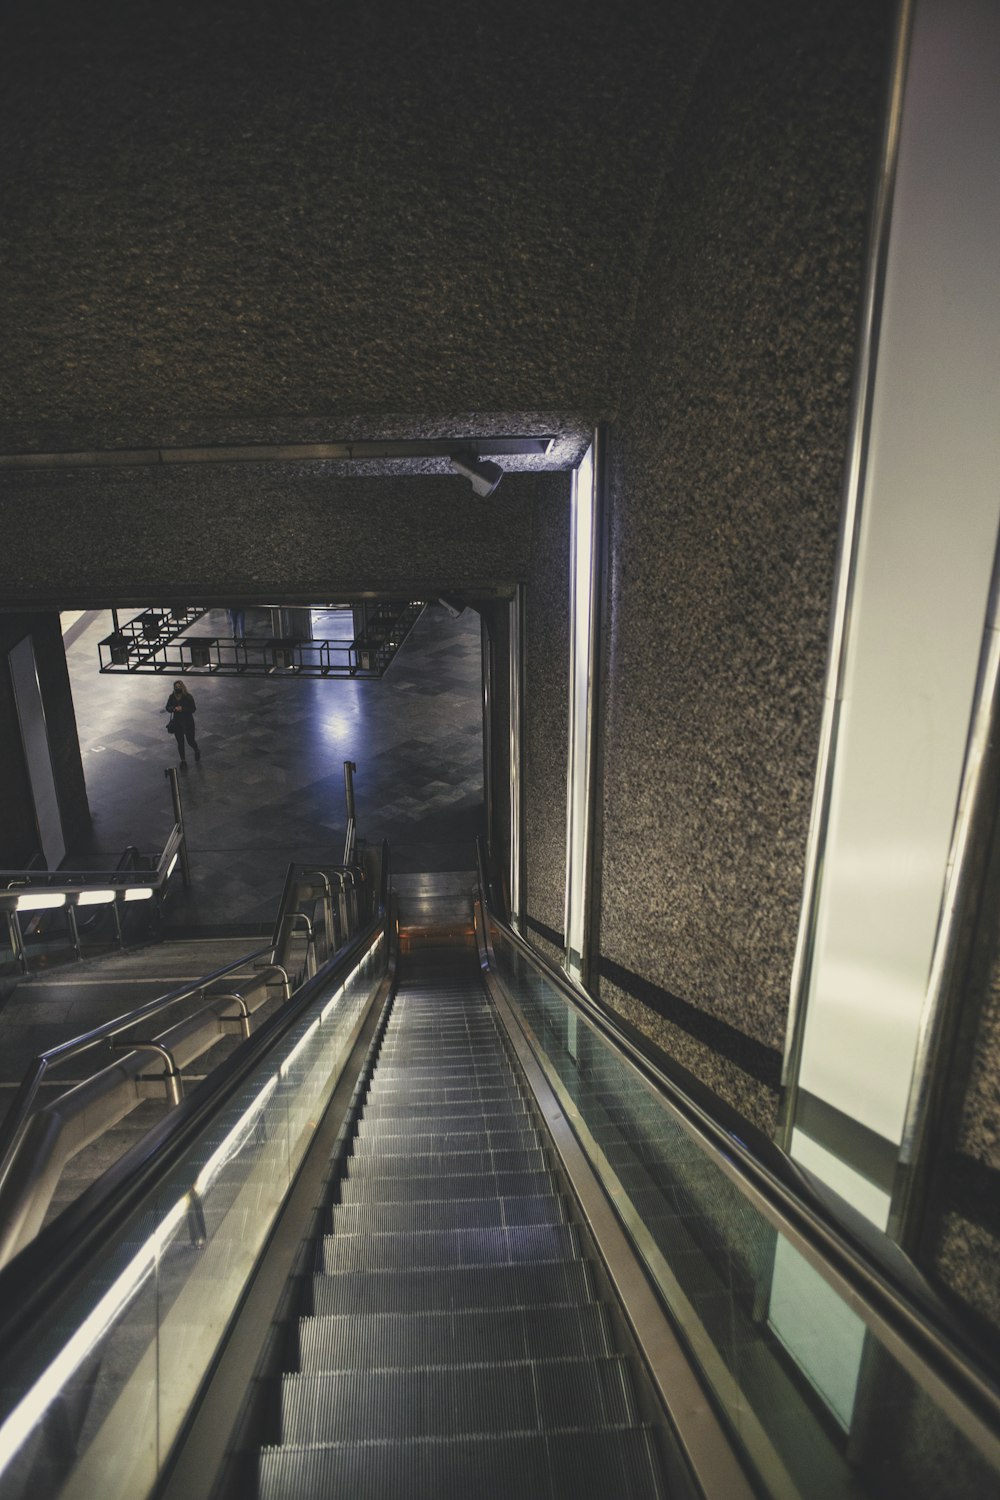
475, 842, 1000, 1448
0, 841, 390, 1359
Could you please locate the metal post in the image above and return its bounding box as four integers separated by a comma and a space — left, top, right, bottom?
215, 992, 252, 1039
343, 760, 357, 824
302, 871, 335, 962
66, 904, 82, 961
6, 912, 28, 975
343, 760, 358, 865
164, 766, 192, 886
509, 585, 525, 931
111, 896, 125, 949
113, 1040, 184, 1106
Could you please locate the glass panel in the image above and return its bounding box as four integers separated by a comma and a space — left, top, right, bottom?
489, 926, 999, 1499
0, 931, 386, 1500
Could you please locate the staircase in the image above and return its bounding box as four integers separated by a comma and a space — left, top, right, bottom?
257, 926, 670, 1498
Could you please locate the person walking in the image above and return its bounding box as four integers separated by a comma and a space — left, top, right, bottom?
165, 680, 200, 767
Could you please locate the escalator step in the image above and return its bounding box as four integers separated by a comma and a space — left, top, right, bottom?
328, 1193, 568, 1234
279, 1355, 638, 1443
311, 1259, 596, 1316
349, 1125, 543, 1156
297, 1303, 618, 1372
343, 1147, 551, 1178
319, 1223, 581, 1273
371, 1063, 517, 1080
364, 1086, 529, 1107
355, 1104, 532, 1132
259, 1426, 667, 1500
336, 1170, 558, 1205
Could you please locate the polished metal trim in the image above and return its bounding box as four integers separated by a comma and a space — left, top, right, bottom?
0, 436, 555, 470
508, 584, 525, 928
481, 616, 495, 863
564, 432, 602, 982
778, 0, 917, 1145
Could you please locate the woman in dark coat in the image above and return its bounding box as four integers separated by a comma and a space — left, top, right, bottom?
165, 680, 200, 767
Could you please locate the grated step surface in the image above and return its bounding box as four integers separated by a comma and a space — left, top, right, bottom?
311, 1260, 596, 1318
319, 1222, 580, 1273
296, 1304, 619, 1373
259, 1427, 668, 1500
336, 1169, 559, 1205
280, 1356, 638, 1444
327, 1194, 568, 1235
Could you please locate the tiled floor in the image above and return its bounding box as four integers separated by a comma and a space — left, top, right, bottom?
65, 604, 485, 931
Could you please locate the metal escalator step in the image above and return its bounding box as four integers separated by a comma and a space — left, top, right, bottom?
378, 1030, 505, 1044
343, 1147, 551, 1178
259, 1425, 667, 1500
349, 1125, 543, 1156
319, 1223, 581, 1273
371, 1062, 516, 1079
279, 1355, 639, 1444
335, 1170, 558, 1205
297, 1304, 618, 1372
364, 1086, 528, 1108
311, 1259, 595, 1317
358, 1098, 536, 1122
328, 1194, 568, 1234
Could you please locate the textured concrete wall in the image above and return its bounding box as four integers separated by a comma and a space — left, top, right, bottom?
523, 478, 572, 956
0, 614, 90, 866
0, 467, 549, 605
924, 915, 1000, 1333
593, 0, 891, 1135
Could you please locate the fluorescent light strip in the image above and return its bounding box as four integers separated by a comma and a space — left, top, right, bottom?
279, 1018, 321, 1079
0, 1195, 188, 1481
166, 854, 179, 878
122, 887, 154, 902
15, 892, 66, 912
192, 1075, 278, 1200
74, 889, 117, 907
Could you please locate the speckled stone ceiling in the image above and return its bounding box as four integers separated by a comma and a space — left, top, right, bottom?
0, 0, 722, 456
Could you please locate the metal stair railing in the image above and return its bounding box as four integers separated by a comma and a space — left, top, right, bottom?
0, 850, 368, 1270
0, 844, 391, 1500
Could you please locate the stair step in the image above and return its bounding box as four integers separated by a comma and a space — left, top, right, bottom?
311, 1260, 596, 1317
355, 1104, 532, 1131
297, 1304, 618, 1372
280, 1356, 639, 1444
259, 1427, 667, 1500
328, 1194, 568, 1234
349, 1126, 543, 1156
343, 1147, 551, 1179
320, 1223, 580, 1274
359, 1099, 533, 1122
336, 1170, 559, 1206
364, 1086, 528, 1107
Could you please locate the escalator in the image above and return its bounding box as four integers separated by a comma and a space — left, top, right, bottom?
257, 933, 671, 1498
0, 860, 998, 1500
